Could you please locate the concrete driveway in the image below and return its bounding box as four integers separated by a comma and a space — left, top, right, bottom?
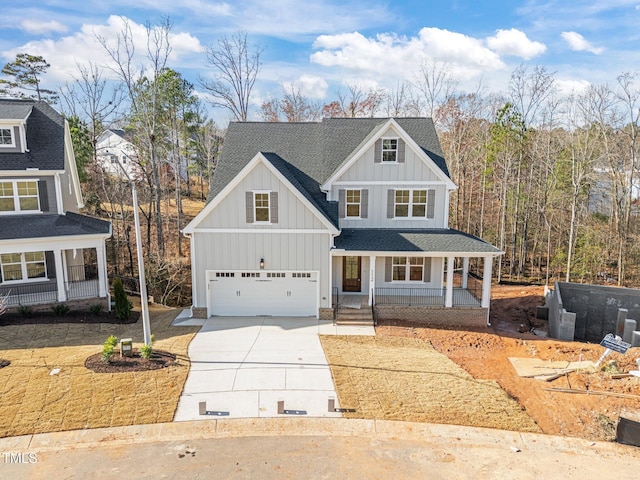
174, 317, 372, 421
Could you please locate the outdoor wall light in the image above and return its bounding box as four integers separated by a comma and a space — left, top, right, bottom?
260, 258, 265, 269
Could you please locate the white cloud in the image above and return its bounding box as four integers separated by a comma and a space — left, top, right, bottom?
283, 75, 329, 99
310, 28, 507, 85
2, 16, 204, 85
555, 78, 591, 96
561, 31, 604, 54
486, 28, 546, 60
20, 19, 68, 35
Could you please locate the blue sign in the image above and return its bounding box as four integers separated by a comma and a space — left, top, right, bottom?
600, 333, 631, 354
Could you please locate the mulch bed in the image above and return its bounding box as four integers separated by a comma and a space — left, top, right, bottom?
84, 350, 177, 373
0, 310, 140, 326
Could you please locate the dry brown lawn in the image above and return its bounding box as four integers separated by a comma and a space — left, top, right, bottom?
0, 305, 199, 438
320, 335, 541, 433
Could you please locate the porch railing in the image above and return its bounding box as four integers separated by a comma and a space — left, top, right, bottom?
65, 264, 99, 300
0, 282, 57, 306
375, 287, 445, 306
331, 287, 338, 323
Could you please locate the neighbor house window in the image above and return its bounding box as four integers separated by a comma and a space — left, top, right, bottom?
394, 189, 427, 218
0, 180, 40, 213
346, 189, 361, 217
254, 192, 270, 222
382, 138, 398, 162
0, 252, 46, 282
392, 256, 424, 282
0, 128, 14, 146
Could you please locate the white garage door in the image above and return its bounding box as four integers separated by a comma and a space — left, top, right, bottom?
208, 271, 318, 317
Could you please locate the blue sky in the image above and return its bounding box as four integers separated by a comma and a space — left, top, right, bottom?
1, 1, 639, 123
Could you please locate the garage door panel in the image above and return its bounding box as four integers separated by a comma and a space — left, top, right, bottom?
209, 271, 317, 317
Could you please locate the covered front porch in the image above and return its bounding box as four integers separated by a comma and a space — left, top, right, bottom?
330, 229, 503, 325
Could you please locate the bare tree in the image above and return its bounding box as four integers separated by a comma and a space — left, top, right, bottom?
413, 60, 458, 121
200, 31, 262, 122
96, 17, 172, 257
323, 83, 384, 118
260, 83, 321, 122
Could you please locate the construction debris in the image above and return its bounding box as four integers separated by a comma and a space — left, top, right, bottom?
509, 357, 596, 381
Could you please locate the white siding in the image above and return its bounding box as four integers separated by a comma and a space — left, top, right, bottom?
200, 162, 327, 230
192, 231, 332, 311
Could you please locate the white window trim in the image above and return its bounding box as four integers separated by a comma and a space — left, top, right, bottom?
0, 179, 41, 215
393, 189, 428, 219
253, 190, 271, 224
391, 256, 424, 283
0, 127, 16, 148
0, 252, 48, 284
381, 137, 399, 163
345, 189, 362, 219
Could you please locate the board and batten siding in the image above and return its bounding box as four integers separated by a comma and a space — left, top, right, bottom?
191, 231, 332, 310
336, 184, 447, 229
199, 162, 327, 230
375, 256, 443, 289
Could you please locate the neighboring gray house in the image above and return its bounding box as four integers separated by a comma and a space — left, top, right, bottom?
0, 99, 111, 308
183, 118, 502, 325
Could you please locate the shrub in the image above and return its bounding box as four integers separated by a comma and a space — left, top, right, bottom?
89, 304, 103, 316
51, 303, 70, 316
113, 278, 132, 321
101, 335, 118, 363
140, 343, 153, 359
17, 305, 33, 318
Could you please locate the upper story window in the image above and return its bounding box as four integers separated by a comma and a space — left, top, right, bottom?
346, 189, 361, 217
382, 139, 398, 162
0, 128, 15, 147
1, 251, 47, 283
246, 191, 278, 224
0, 180, 40, 213
393, 189, 430, 218
254, 192, 270, 222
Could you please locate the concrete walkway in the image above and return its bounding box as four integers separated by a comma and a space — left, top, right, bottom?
3, 419, 639, 479
173, 316, 373, 421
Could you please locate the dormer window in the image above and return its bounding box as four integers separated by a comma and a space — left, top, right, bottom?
0, 128, 14, 147
382, 139, 398, 162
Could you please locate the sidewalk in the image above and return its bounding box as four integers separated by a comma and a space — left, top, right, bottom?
1, 418, 639, 479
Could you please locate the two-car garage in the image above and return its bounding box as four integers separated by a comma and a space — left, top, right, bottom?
206, 270, 318, 317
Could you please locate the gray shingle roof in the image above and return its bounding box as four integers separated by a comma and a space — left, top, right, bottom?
0, 101, 32, 120
0, 213, 111, 241
210, 118, 448, 227
0, 99, 66, 170
334, 229, 502, 254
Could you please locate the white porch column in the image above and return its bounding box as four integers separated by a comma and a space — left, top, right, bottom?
462, 257, 470, 288
481, 256, 493, 308
445, 256, 454, 308
369, 255, 376, 306
96, 245, 108, 297
54, 249, 67, 302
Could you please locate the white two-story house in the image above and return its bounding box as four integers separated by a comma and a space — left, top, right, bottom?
0, 99, 111, 308
183, 118, 502, 326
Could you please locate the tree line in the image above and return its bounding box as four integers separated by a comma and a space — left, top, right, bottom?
2, 19, 639, 306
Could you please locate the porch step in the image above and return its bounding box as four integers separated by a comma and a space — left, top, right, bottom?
336, 306, 374, 326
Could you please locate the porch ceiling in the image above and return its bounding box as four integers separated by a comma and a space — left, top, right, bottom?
0, 212, 111, 241
333, 228, 502, 256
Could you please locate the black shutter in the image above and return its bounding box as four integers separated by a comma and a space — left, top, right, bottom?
361, 189, 368, 219
38, 180, 49, 212
245, 192, 254, 223
270, 191, 278, 223
45, 251, 56, 279
338, 189, 346, 218
374, 139, 382, 163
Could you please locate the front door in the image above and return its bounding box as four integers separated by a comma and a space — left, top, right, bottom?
342, 256, 361, 292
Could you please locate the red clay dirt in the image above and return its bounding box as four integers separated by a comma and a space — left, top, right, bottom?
376, 285, 640, 441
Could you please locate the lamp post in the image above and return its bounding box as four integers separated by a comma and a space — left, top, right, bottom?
117, 163, 151, 345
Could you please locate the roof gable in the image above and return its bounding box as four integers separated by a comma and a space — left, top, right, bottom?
0, 99, 65, 171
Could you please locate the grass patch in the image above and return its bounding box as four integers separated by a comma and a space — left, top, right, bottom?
320, 335, 541, 433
